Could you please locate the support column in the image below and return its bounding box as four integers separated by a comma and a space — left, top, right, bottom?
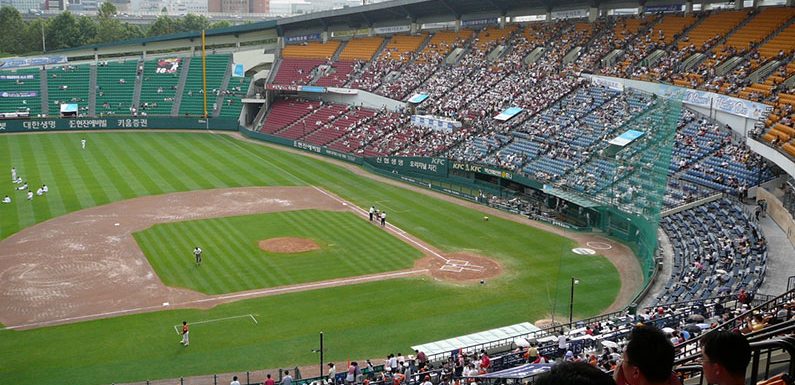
589, 6, 598, 22
410, 21, 419, 34
735, 0, 743, 10
277, 36, 285, 48
546, 10, 552, 21
638, 4, 645, 15
94, 53, 99, 62
454, 18, 461, 32
321, 31, 328, 43
685, 1, 693, 14
499, 15, 506, 28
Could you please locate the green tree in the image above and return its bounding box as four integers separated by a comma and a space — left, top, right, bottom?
179, 13, 209, 32
0, 6, 25, 54
77, 15, 98, 45
46, 11, 83, 50
98, 1, 117, 19
147, 15, 177, 37
22, 18, 47, 53
209, 20, 232, 30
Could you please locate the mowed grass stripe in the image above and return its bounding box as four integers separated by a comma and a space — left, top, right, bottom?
85, 135, 142, 198
134, 210, 422, 294
212, 217, 288, 287
6, 136, 32, 229
133, 230, 180, 285
212, 135, 305, 186
59, 135, 113, 205
75, 137, 125, 203
107, 133, 177, 194
26, 136, 67, 218
13, 136, 48, 224
123, 134, 188, 192
182, 136, 262, 187
0, 138, 21, 235
185, 220, 240, 293
143, 135, 207, 191
46, 134, 98, 208
165, 137, 232, 189
161, 222, 226, 293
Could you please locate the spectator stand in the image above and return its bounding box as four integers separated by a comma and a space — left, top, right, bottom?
0, 67, 41, 117
47, 64, 91, 117
94, 60, 139, 117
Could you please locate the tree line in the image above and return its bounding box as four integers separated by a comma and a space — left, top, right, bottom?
0, 3, 234, 56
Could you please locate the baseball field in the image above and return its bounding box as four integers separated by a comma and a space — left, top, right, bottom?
0, 131, 631, 385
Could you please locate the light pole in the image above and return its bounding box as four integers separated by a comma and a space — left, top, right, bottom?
569, 277, 579, 325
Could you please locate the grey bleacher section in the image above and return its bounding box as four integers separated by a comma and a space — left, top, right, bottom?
88, 65, 97, 117
171, 57, 191, 116
39, 68, 48, 115
658, 198, 767, 304
132, 60, 143, 111
213, 62, 233, 117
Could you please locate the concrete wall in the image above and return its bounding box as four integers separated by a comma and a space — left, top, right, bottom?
232, 50, 275, 72
757, 187, 795, 246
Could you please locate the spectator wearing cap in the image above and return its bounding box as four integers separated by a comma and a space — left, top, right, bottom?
421, 374, 432, 385
701, 331, 751, 385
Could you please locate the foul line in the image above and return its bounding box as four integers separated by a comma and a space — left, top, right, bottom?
311, 186, 449, 263
2, 269, 427, 330
172, 314, 257, 335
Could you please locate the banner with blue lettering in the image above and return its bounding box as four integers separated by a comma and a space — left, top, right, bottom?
0, 56, 67, 69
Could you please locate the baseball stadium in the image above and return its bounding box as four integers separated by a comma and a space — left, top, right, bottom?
1, 1, 795, 385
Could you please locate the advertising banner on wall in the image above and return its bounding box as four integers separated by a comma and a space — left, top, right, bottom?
156, 58, 181, 74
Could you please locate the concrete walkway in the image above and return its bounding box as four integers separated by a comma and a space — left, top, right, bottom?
756, 208, 795, 296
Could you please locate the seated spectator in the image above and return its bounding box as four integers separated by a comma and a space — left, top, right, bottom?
615, 325, 679, 385
701, 331, 751, 385
535, 361, 616, 385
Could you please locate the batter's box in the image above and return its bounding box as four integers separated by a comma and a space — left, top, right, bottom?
440, 264, 464, 272
440, 259, 486, 273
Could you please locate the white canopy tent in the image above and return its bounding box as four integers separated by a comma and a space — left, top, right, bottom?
411, 322, 541, 358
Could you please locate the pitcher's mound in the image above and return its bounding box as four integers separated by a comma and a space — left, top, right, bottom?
258, 237, 320, 253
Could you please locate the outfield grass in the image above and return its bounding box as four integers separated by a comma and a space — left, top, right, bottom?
134, 210, 424, 294
0, 132, 621, 385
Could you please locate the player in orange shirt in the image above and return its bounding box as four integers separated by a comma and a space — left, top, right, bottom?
180, 321, 189, 346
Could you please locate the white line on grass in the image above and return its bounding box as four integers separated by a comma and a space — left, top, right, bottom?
171, 314, 256, 333
2, 269, 427, 330
312, 186, 449, 263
